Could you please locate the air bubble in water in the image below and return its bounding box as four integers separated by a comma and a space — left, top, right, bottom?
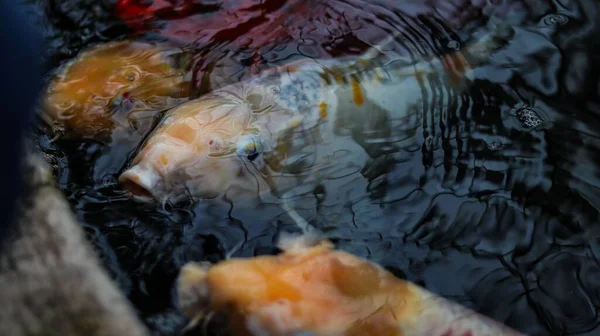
447, 40, 460, 51
543, 14, 569, 26
516, 108, 544, 129
488, 142, 503, 151
424, 135, 433, 151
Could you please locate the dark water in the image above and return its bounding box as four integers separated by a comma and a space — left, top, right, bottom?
22, 0, 600, 335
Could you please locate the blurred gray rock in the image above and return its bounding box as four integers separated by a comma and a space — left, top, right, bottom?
0, 151, 150, 336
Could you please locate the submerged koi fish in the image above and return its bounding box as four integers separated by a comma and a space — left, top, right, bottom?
177, 233, 525, 336
118, 25, 512, 203
42, 40, 192, 142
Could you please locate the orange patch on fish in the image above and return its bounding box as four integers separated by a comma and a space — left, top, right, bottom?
332, 70, 346, 84
318, 101, 328, 119
164, 121, 197, 144
350, 75, 364, 106
440, 51, 471, 87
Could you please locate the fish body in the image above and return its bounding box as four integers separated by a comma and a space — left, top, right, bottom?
177, 233, 525, 336
119, 28, 510, 203
42, 40, 192, 142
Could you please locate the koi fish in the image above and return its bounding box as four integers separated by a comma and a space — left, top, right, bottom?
118, 25, 513, 203
176, 232, 525, 336
42, 40, 192, 142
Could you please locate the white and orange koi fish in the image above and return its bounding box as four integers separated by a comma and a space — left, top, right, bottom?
177, 231, 525, 336
118, 25, 512, 204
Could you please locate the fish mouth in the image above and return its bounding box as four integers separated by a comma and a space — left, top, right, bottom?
118, 165, 161, 202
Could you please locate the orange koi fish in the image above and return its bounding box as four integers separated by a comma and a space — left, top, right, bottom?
42, 40, 192, 142
177, 233, 525, 336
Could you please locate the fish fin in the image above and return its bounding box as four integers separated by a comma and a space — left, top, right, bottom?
225, 238, 245, 259
280, 192, 313, 234
356, 19, 513, 77
277, 191, 332, 253
359, 27, 408, 61
177, 262, 212, 318
277, 230, 332, 254
181, 311, 217, 336
181, 313, 204, 335
165, 49, 194, 72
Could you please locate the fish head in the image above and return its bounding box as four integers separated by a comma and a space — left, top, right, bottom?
42, 40, 192, 141
118, 82, 306, 203
176, 234, 412, 335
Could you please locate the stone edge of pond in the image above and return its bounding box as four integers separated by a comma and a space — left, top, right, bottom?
0, 150, 150, 336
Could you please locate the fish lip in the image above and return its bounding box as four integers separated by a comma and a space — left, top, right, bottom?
118, 164, 162, 201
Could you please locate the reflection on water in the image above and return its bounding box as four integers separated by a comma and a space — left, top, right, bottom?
25, 0, 600, 335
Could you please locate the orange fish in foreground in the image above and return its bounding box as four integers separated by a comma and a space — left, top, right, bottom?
177, 233, 525, 336
42, 40, 192, 142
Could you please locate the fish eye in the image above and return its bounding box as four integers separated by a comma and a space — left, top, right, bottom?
247, 151, 260, 162
236, 134, 264, 162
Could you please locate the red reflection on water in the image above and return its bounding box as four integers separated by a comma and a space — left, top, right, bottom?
115, 0, 336, 50
115, 0, 225, 30
115, 0, 397, 88
114, 0, 537, 53
113, 0, 534, 93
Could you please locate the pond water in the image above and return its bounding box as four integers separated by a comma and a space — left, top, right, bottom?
22, 0, 600, 335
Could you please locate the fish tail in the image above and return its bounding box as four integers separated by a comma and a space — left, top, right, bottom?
362, 20, 512, 81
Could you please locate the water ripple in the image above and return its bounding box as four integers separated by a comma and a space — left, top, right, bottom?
27, 0, 600, 335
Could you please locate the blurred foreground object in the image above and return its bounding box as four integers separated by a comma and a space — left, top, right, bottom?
42, 40, 192, 142
0, 1, 44, 241
177, 234, 525, 336
0, 152, 150, 336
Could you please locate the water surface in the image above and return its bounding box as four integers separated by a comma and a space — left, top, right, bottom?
24, 0, 600, 335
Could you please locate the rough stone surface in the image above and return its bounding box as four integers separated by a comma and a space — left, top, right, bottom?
0, 151, 150, 336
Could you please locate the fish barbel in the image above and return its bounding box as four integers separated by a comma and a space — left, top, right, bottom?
119, 24, 513, 203
177, 232, 525, 336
